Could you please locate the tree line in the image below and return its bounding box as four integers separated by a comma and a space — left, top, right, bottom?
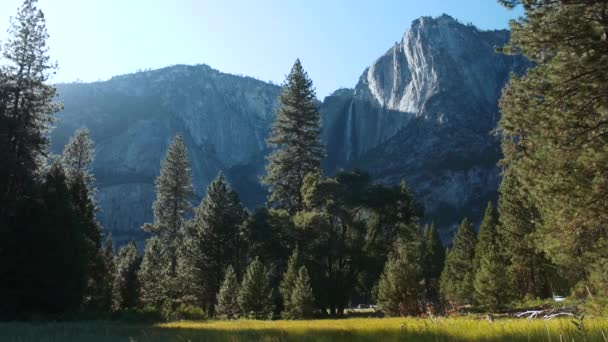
0, 0, 606, 319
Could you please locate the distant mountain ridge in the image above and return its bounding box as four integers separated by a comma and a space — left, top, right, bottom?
51, 14, 527, 241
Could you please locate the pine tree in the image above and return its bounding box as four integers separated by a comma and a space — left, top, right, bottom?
138, 237, 170, 308
440, 218, 476, 307
423, 223, 445, 304
376, 239, 423, 316
473, 202, 498, 274
237, 257, 273, 319
498, 0, 608, 282
143, 134, 193, 276
0, 0, 62, 216
112, 241, 140, 311
178, 173, 247, 314
100, 233, 115, 310
286, 266, 316, 319
61, 128, 106, 309
62, 127, 95, 186
263, 59, 325, 214
37, 162, 88, 312
0, 0, 62, 315
279, 247, 300, 317
474, 250, 512, 311
498, 170, 551, 300
215, 266, 241, 319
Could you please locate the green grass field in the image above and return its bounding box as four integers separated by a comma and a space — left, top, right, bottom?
1, 317, 607, 341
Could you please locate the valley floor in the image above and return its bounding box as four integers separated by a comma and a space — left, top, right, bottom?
2, 317, 608, 341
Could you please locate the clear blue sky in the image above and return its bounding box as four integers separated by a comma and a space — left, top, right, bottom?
0, 0, 523, 98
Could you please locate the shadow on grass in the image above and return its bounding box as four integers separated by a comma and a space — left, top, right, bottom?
1, 321, 607, 342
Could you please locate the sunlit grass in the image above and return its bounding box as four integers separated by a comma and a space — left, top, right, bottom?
1, 317, 607, 341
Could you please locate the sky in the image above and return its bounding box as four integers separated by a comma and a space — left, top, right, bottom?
0, 0, 523, 99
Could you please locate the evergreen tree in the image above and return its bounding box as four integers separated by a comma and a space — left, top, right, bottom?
279, 247, 300, 317
215, 266, 241, 319
237, 257, 273, 319
498, 170, 552, 299
263, 59, 325, 214
422, 223, 445, 304
285, 266, 316, 319
62, 127, 95, 186
61, 128, 106, 309
376, 239, 424, 316
178, 173, 247, 314
112, 241, 140, 311
138, 237, 170, 308
498, 0, 608, 281
474, 250, 512, 311
439, 218, 476, 307
472, 203, 498, 274
100, 233, 115, 310
37, 162, 88, 312
143, 134, 193, 276
0, 0, 62, 216
0, 0, 62, 315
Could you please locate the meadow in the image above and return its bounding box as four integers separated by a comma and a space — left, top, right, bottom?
2, 317, 608, 342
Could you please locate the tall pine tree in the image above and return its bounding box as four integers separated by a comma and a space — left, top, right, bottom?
263, 59, 324, 214
142, 134, 193, 306
498, 0, 608, 284
423, 223, 445, 304
439, 218, 476, 307
498, 170, 552, 300
61, 128, 106, 309
178, 173, 247, 315
0, 0, 62, 316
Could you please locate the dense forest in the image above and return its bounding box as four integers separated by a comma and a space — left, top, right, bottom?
0, 0, 606, 321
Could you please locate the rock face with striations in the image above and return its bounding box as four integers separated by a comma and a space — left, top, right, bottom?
51, 14, 527, 241
52, 64, 281, 240
321, 14, 527, 233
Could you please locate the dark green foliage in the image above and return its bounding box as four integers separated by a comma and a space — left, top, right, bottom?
61, 128, 107, 310
38, 163, 89, 312
112, 242, 140, 311
422, 223, 445, 304
237, 257, 273, 319
472, 203, 498, 274
0, 0, 62, 218
498, 0, 608, 283
498, 170, 552, 300
215, 266, 241, 319
143, 134, 193, 276
295, 171, 423, 316
263, 59, 325, 214
100, 233, 115, 310
279, 247, 300, 318
377, 238, 424, 316
138, 237, 170, 308
285, 266, 316, 319
440, 218, 476, 307
471, 202, 512, 310
178, 173, 247, 315
0, 0, 65, 316
474, 250, 512, 311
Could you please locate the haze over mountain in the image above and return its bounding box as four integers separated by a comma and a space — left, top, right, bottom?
51, 14, 527, 242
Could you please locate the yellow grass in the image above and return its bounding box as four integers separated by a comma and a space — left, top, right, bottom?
1, 317, 607, 341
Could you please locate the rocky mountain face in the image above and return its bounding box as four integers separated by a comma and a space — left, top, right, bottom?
51, 14, 527, 241
52, 65, 281, 241
321, 15, 527, 234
